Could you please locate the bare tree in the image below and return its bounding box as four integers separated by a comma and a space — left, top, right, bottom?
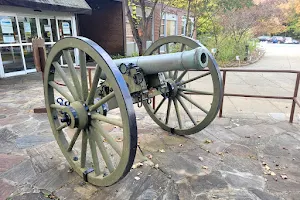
124, 0, 159, 55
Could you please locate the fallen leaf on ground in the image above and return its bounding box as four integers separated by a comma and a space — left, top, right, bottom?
204, 139, 213, 144
159, 149, 166, 153
217, 152, 224, 156
249, 155, 257, 160
270, 171, 276, 176
154, 164, 159, 169
281, 174, 288, 179
137, 171, 143, 176
132, 162, 143, 169
265, 165, 270, 171
199, 156, 204, 161
67, 168, 74, 173
202, 166, 208, 169
134, 176, 140, 180
146, 154, 153, 159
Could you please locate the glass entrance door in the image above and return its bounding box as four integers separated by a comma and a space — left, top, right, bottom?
18, 16, 38, 70
0, 16, 25, 75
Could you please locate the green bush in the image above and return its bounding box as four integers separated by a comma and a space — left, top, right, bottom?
198, 34, 257, 65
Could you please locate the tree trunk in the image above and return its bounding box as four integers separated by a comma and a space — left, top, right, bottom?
185, 0, 192, 36
125, 0, 158, 56
124, 0, 143, 55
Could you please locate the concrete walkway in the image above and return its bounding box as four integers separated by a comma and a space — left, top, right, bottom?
220, 43, 300, 121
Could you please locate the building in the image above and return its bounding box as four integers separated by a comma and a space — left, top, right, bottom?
0, 0, 91, 78
0, 0, 194, 78
78, 0, 195, 56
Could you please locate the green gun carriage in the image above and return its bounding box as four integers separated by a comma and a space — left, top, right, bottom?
43, 35, 223, 186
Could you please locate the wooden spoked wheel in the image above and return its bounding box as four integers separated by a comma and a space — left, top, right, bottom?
44, 37, 137, 186
143, 36, 222, 135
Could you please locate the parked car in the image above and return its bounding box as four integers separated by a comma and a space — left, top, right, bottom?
258, 36, 271, 42
272, 36, 285, 43
293, 39, 299, 44
285, 37, 293, 44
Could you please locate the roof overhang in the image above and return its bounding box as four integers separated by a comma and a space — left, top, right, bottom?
0, 0, 92, 14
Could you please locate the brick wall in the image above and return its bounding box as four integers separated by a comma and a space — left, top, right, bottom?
126, 4, 196, 44
153, 4, 196, 41
78, 0, 125, 55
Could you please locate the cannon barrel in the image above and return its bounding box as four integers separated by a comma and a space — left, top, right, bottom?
113, 47, 209, 75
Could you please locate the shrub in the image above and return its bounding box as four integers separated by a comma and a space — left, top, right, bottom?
198, 34, 257, 65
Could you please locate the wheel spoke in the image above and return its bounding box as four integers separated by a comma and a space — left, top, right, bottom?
154, 97, 166, 114
89, 92, 115, 112
166, 43, 170, 53
52, 62, 80, 100
87, 129, 102, 176
179, 72, 211, 86
178, 88, 213, 95
177, 96, 197, 125
81, 130, 88, 168
165, 98, 172, 124
175, 70, 188, 82
173, 70, 178, 80
168, 71, 174, 79
91, 121, 122, 156
181, 44, 186, 52
163, 72, 169, 79
50, 104, 65, 110
79, 50, 89, 101
63, 50, 82, 100
56, 123, 67, 131
91, 113, 123, 128
67, 129, 81, 152
49, 81, 75, 103
86, 65, 102, 105
173, 98, 182, 129
91, 127, 115, 173
179, 92, 209, 114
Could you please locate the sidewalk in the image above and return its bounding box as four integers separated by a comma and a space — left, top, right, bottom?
0, 73, 300, 200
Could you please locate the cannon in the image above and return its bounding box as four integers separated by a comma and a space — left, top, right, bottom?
43, 36, 222, 186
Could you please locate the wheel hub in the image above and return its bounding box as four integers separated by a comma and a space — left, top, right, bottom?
61, 101, 89, 129
166, 79, 178, 98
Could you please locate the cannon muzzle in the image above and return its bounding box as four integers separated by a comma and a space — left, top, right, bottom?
113, 47, 209, 75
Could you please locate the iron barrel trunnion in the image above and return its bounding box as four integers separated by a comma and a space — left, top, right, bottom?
43, 35, 223, 186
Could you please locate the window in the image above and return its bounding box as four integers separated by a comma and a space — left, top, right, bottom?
161, 13, 177, 37
58, 20, 72, 39
160, 19, 165, 36
167, 20, 176, 36
40, 18, 58, 42
181, 17, 194, 37
0, 16, 19, 44
18, 17, 38, 43
1, 46, 23, 73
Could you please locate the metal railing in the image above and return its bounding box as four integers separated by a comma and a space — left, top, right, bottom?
217, 69, 300, 123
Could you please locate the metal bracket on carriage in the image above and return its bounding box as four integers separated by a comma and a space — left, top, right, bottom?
83, 168, 94, 182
